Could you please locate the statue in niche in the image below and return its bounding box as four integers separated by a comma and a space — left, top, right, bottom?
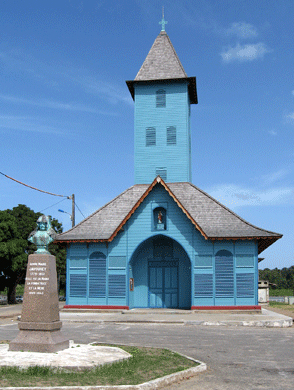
158, 210, 163, 224
28, 215, 56, 254
155, 208, 165, 230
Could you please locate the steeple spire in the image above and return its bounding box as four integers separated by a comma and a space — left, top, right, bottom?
159, 7, 167, 31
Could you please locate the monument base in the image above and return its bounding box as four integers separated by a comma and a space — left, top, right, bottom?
9, 329, 69, 353
9, 252, 69, 353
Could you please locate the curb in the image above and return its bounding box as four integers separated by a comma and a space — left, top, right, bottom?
61, 317, 293, 328
184, 318, 293, 327
0, 356, 207, 390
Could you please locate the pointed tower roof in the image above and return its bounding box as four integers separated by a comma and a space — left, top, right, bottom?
135, 31, 187, 81
126, 30, 197, 104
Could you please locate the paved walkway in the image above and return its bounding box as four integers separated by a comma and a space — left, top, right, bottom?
61, 308, 293, 327
0, 304, 293, 389
0, 304, 292, 327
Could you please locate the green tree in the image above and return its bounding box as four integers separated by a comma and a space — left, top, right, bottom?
0, 204, 65, 303
259, 266, 294, 293
48, 218, 66, 293
0, 210, 28, 299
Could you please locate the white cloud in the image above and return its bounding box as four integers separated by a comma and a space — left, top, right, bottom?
0, 115, 67, 136
0, 94, 116, 115
221, 43, 271, 63
226, 22, 258, 39
206, 183, 294, 210
0, 48, 132, 107
286, 112, 294, 122
70, 75, 133, 106
268, 130, 277, 136
261, 169, 289, 185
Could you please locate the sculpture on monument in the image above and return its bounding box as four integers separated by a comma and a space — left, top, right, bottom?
9, 215, 69, 353
28, 215, 56, 253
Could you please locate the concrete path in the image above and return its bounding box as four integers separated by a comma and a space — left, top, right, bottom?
0, 304, 293, 327
1, 305, 293, 390
60, 307, 293, 327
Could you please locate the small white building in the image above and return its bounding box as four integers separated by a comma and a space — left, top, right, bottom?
258, 280, 270, 304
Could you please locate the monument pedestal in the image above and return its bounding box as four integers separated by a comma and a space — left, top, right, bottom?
9, 253, 69, 353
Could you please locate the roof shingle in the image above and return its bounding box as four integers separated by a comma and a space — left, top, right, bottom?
55, 178, 282, 254
135, 31, 187, 81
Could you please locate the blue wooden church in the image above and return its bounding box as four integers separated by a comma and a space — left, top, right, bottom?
56, 22, 282, 310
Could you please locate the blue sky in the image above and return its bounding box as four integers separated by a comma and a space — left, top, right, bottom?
0, 0, 293, 269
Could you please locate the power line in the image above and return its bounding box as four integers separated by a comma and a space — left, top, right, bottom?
38, 198, 68, 213
74, 201, 86, 219
1, 171, 86, 226
0, 171, 70, 198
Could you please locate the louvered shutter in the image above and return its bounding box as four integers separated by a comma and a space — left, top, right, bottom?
156, 168, 167, 181
215, 250, 234, 297
89, 252, 106, 298
146, 127, 156, 146
156, 89, 166, 107
108, 275, 126, 297
167, 126, 176, 145
194, 274, 213, 298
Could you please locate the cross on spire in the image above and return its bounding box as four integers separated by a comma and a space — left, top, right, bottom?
159, 7, 167, 31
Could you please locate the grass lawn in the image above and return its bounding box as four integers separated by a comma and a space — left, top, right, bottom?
0, 344, 199, 387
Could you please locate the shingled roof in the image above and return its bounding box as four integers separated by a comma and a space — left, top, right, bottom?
135, 31, 187, 81
126, 31, 197, 104
55, 177, 282, 254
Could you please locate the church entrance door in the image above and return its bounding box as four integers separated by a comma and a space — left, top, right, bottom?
148, 260, 178, 308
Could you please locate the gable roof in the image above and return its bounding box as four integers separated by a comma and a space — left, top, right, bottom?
126, 31, 198, 104
55, 177, 282, 254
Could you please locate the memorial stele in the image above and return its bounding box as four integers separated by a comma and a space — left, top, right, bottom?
9, 215, 69, 353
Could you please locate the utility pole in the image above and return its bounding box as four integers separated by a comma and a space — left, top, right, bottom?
59, 194, 75, 228
71, 194, 75, 227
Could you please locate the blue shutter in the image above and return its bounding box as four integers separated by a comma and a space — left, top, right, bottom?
215, 250, 234, 297
108, 275, 126, 298
194, 274, 213, 297
146, 127, 156, 146
167, 126, 176, 145
156, 89, 166, 107
156, 167, 167, 181
89, 252, 106, 298
236, 273, 254, 298
70, 274, 87, 297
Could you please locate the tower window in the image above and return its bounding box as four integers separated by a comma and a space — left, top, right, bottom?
167, 126, 176, 145
156, 89, 166, 107
156, 167, 167, 181
146, 127, 156, 146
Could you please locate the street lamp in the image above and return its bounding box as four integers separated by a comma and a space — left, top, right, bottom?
58, 194, 75, 228
58, 209, 74, 228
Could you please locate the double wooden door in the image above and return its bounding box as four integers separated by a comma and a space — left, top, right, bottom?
148, 260, 178, 308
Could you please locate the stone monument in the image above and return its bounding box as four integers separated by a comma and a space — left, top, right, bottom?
9, 215, 69, 353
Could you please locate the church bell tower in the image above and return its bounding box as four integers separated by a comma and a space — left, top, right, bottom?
127, 16, 197, 184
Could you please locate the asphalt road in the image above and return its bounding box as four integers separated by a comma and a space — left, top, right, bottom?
1, 320, 293, 389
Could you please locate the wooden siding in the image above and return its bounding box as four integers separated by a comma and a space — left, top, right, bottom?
193, 236, 257, 306
66, 186, 259, 307
134, 82, 191, 184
